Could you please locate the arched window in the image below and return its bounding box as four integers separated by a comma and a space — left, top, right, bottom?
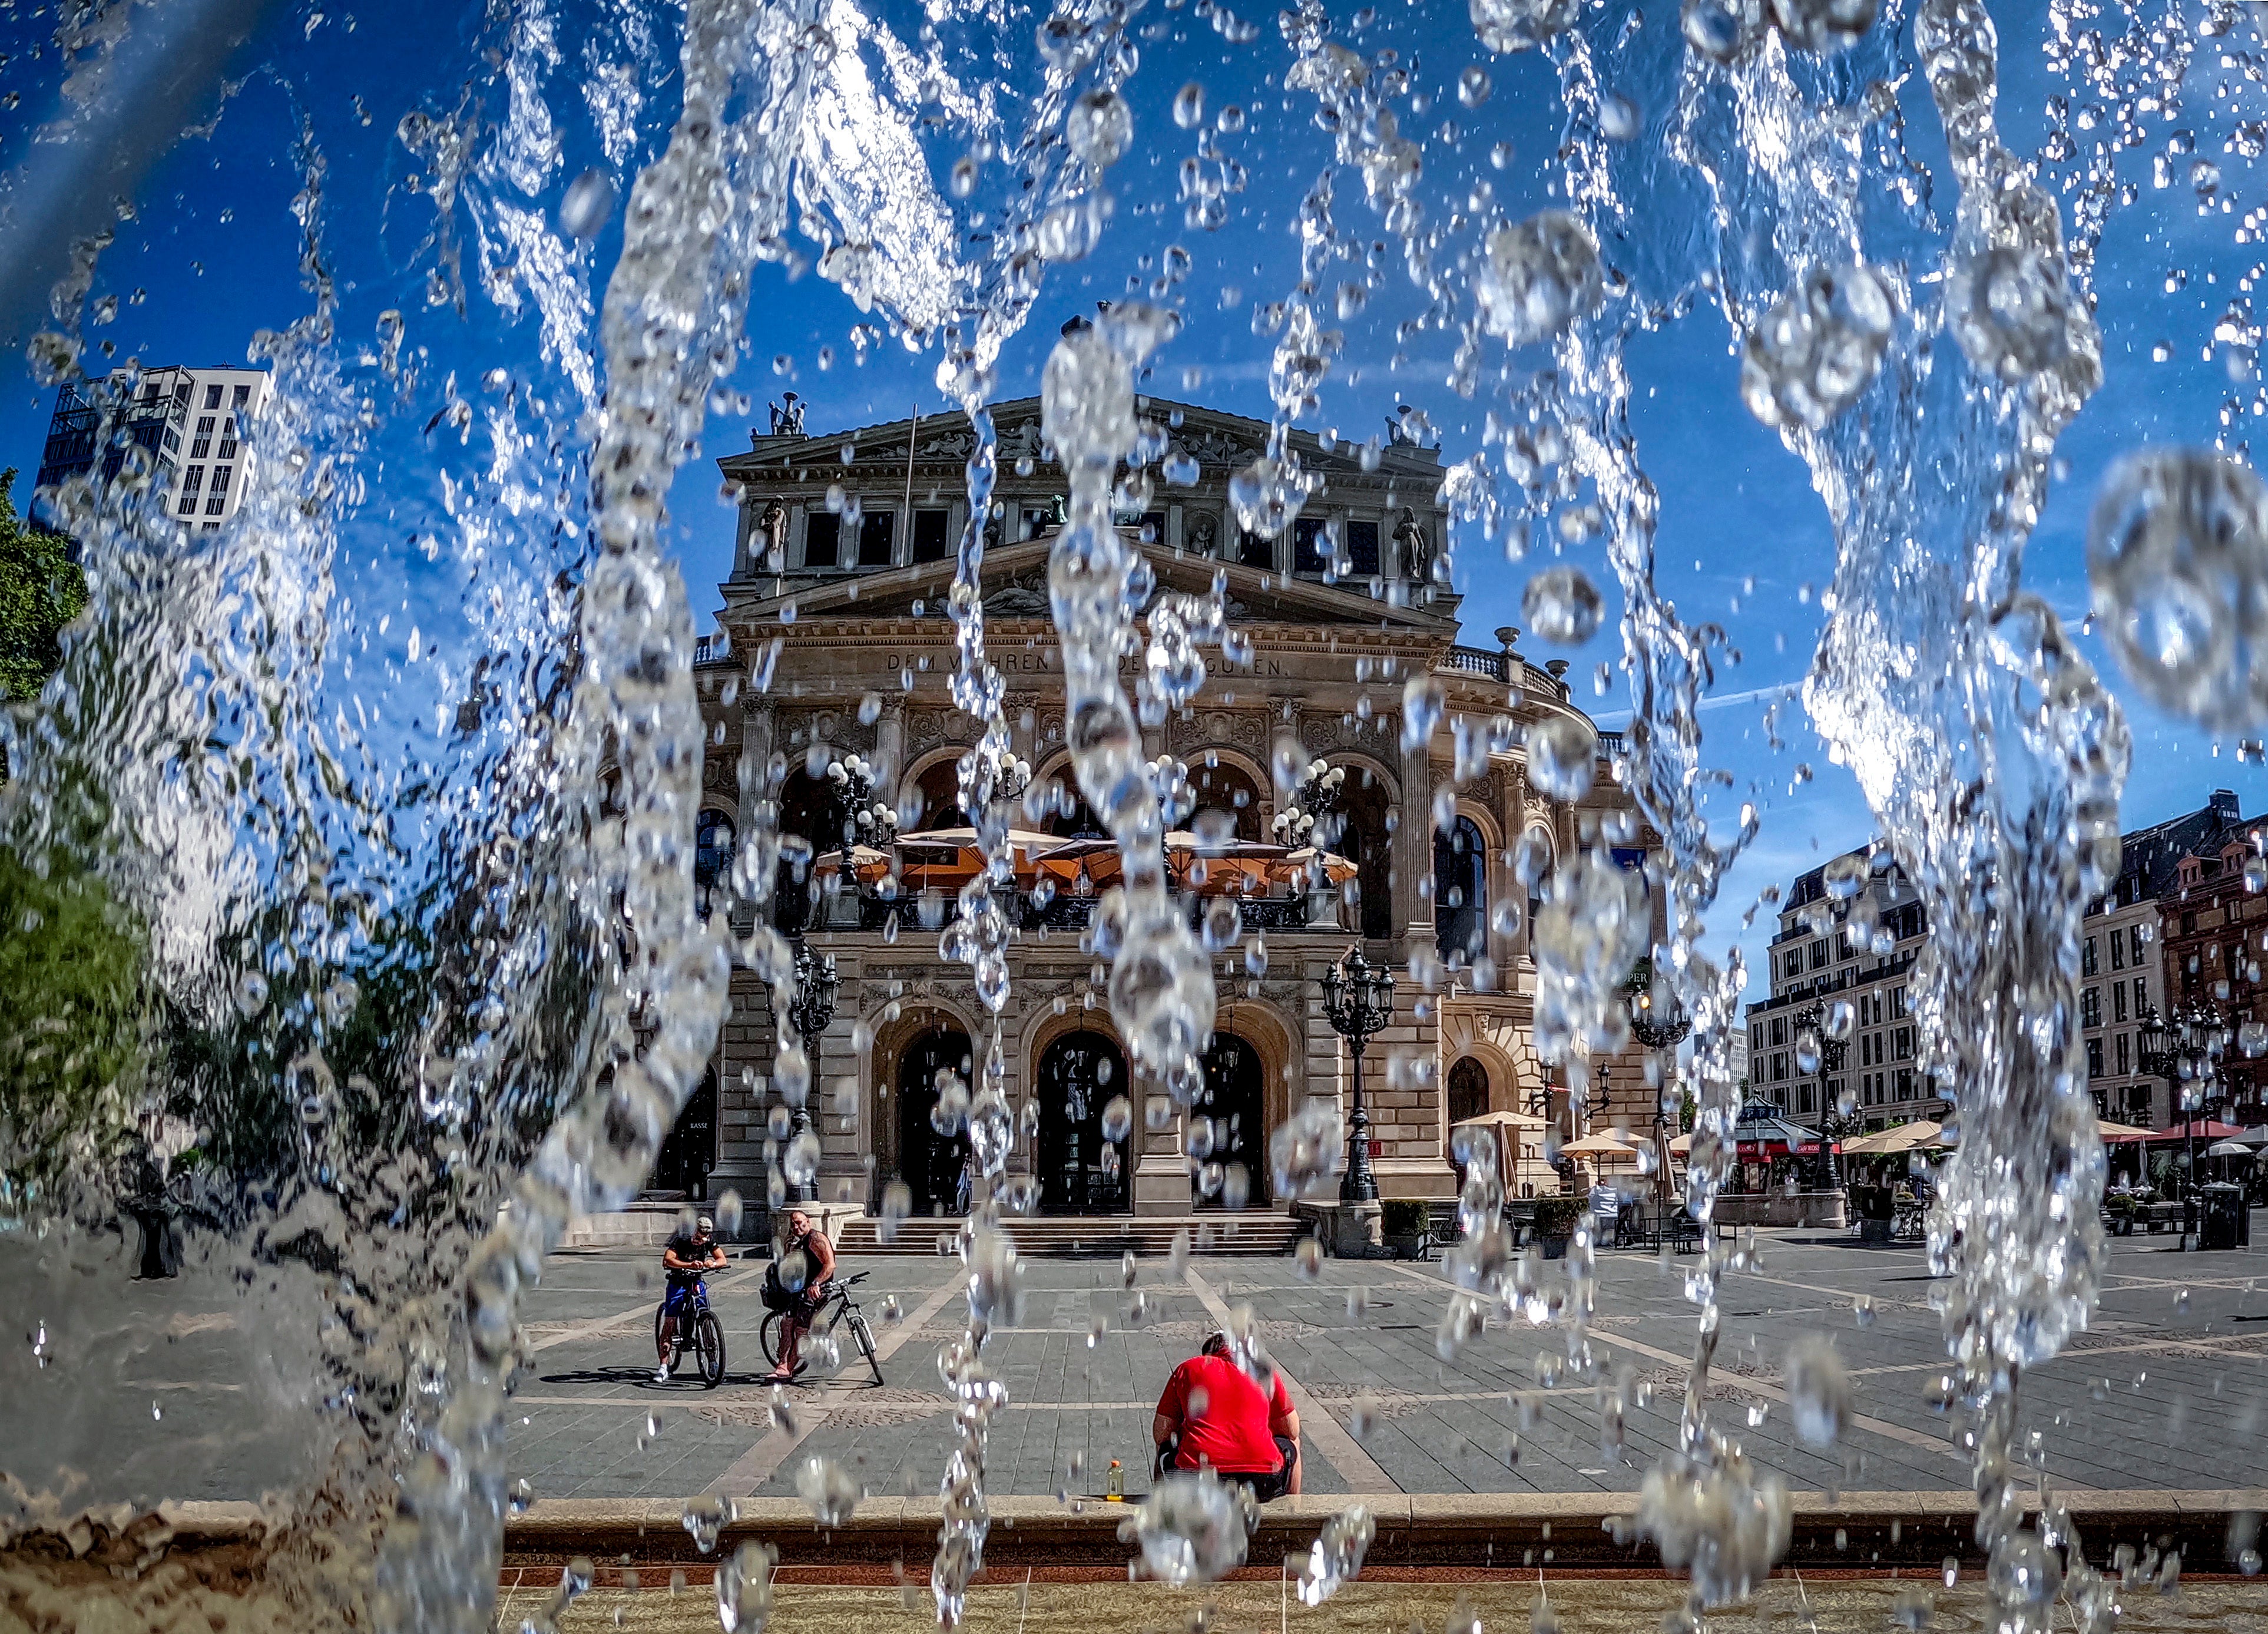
1447, 1056, 1489, 1126
1435, 815, 1486, 965
1188, 757, 1262, 843
773, 770, 829, 934
911, 756, 965, 833
1337, 766, 1393, 940
695, 809, 736, 919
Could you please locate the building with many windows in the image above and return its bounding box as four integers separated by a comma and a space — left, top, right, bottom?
2075, 791, 2247, 1126
655, 391, 1657, 1219
1745, 848, 1935, 1133
35, 364, 270, 534
2113, 789, 2266, 1129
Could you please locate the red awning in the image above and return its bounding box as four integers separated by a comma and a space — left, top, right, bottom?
2146, 1119, 2252, 1143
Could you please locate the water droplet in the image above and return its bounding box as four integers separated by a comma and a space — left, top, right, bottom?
1599, 92, 1641, 140
1525, 715, 1597, 801
2088, 448, 2268, 734
1296, 1504, 1375, 1603
1522, 565, 1605, 645
1067, 90, 1133, 168
1173, 83, 1206, 130
1470, 0, 1580, 54
1476, 212, 1603, 345
796, 1455, 860, 1527
1739, 263, 1896, 430
1768, 0, 1876, 52
559, 168, 615, 239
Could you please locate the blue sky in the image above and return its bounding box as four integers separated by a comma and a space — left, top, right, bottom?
2, 0, 2262, 1003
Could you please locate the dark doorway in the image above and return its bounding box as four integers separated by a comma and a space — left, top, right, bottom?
1447, 1056, 1489, 1126
774, 769, 829, 935
899, 1029, 974, 1215
1435, 816, 1486, 966
1193, 1035, 1267, 1208
1337, 768, 1394, 941
650, 1068, 717, 1199
1035, 1030, 1131, 1214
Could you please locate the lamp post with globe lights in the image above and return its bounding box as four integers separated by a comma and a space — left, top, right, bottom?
1624, 964, 1693, 1210
824, 752, 898, 851
1321, 945, 1395, 1204
1272, 759, 1346, 851
782, 942, 840, 1205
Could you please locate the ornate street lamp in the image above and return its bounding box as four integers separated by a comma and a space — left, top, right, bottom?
1321, 945, 1395, 1204
783, 942, 840, 1205
1624, 970, 1691, 1209
2138, 998, 2231, 1231
1790, 999, 1849, 1191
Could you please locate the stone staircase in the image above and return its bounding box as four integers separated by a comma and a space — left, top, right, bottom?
830, 1210, 1312, 1258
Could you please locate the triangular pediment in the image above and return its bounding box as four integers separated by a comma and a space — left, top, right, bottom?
720, 532, 1457, 639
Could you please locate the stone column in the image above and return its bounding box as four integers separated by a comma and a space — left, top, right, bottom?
877, 697, 906, 795
1396, 733, 1435, 947
1131, 1094, 1189, 1216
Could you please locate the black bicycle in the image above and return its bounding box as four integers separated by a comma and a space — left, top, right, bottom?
652, 1275, 727, 1388
760, 1269, 883, 1385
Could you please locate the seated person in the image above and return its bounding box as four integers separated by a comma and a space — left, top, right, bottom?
655, 1214, 726, 1382
1151, 1332, 1301, 1500
760, 1206, 836, 1385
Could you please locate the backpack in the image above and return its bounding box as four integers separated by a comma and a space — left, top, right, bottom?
763, 1242, 815, 1311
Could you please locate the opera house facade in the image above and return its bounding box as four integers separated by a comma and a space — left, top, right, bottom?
667, 392, 1654, 1225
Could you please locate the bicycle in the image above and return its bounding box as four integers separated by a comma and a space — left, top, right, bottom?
653, 1274, 727, 1388
760, 1269, 883, 1385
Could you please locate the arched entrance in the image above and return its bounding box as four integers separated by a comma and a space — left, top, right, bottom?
1435, 816, 1486, 967
1447, 1056, 1489, 1126
898, 1029, 974, 1216
1034, 1030, 1131, 1214
1337, 766, 1394, 940
774, 769, 830, 935
1193, 1035, 1267, 1208
651, 1067, 717, 1199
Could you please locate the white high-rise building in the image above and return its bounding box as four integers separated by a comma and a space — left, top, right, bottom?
35, 363, 272, 534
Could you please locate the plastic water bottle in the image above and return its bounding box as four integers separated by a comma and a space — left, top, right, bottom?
1105, 1460, 1124, 1501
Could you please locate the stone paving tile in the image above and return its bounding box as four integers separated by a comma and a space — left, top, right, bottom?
129, 1222, 2259, 1507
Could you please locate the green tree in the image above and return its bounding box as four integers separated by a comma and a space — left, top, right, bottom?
0, 846, 154, 1200
0, 468, 85, 707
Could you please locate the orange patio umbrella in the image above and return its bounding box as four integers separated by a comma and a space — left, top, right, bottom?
1163, 831, 1288, 894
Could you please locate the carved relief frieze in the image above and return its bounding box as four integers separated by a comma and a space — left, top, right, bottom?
775, 709, 879, 758
1167, 709, 1270, 759
908, 705, 981, 757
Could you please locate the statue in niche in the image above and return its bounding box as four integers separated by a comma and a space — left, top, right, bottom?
1393, 505, 1434, 581
755, 500, 788, 568
1187, 514, 1219, 558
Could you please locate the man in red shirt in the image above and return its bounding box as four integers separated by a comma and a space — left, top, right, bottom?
1151, 1332, 1302, 1499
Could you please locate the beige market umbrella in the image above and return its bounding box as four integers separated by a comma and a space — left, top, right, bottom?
1840, 1120, 1943, 1157
1269, 846, 1359, 888
1450, 1110, 1552, 1191
1560, 1132, 1644, 1162
2095, 1119, 2154, 1143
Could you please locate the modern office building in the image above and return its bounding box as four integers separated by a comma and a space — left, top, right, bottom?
35, 364, 271, 534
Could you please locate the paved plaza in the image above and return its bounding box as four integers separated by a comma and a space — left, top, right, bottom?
500, 1223, 2268, 1507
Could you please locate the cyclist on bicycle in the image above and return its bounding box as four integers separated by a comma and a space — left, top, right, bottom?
655, 1215, 727, 1384
760, 1208, 835, 1385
